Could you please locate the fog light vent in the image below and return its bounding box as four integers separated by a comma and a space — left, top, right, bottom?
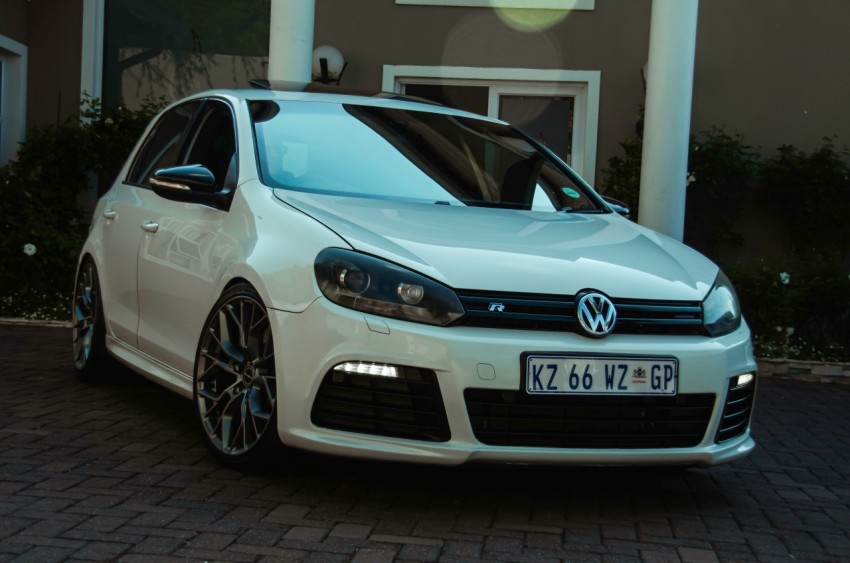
716, 374, 757, 443
312, 364, 450, 442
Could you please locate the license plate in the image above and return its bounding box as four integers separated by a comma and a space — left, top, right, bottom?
525, 355, 678, 396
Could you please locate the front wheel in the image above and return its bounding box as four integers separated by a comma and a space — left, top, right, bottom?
193, 283, 280, 467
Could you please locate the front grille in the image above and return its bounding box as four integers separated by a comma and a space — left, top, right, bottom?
464, 389, 715, 448
311, 366, 450, 442
715, 377, 757, 443
456, 290, 705, 336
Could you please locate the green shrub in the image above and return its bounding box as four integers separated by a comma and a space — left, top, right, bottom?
0, 96, 165, 320
685, 128, 759, 255
760, 139, 850, 264
726, 259, 850, 362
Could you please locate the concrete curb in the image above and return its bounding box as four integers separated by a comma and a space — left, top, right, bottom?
0, 317, 72, 328
2, 317, 848, 384
757, 357, 850, 385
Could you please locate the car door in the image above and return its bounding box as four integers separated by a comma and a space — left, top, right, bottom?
136, 99, 239, 375
99, 100, 201, 346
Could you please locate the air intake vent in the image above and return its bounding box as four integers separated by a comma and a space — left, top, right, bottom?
311, 366, 450, 442
464, 389, 715, 448
715, 376, 757, 443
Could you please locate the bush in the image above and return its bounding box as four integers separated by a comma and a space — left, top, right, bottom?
726, 260, 850, 362
0, 96, 165, 320
760, 139, 850, 264
685, 128, 759, 255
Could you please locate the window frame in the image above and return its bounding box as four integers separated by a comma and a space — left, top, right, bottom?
0, 34, 27, 167
125, 97, 238, 190
394, 0, 594, 9
383, 65, 601, 185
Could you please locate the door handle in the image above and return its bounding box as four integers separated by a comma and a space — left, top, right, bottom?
141, 221, 159, 233
103, 209, 117, 220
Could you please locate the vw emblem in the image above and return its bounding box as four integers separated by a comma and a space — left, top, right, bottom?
576, 292, 617, 337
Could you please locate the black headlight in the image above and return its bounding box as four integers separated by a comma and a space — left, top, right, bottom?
314, 248, 465, 326
702, 271, 742, 336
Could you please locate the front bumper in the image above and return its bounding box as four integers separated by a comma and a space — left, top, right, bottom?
269, 298, 757, 466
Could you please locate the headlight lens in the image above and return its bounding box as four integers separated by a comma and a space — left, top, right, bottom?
702, 271, 742, 336
315, 248, 465, 326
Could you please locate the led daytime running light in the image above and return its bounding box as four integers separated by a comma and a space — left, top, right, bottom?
334, 361, 400, 378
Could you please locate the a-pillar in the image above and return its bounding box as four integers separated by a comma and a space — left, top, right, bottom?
268, 0, 315, 87
638, 0, 699, 241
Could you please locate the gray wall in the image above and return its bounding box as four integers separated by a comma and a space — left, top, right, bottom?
26, 0, 83, 129
694, 0, 850, 155
0, 0, 29, 44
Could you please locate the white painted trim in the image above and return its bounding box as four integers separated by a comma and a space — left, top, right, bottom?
382, 65, 600, 185
0, 34, 28, 166
490, 82, 587, 171
395, 0, 594, 9
80, 0, 105, 102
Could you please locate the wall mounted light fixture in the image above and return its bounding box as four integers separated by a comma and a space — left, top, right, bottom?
312, 45, 347, 84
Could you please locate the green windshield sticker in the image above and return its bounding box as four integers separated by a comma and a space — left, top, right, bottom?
562, 187, 581, 199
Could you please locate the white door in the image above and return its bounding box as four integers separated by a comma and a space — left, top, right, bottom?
136, 99, 238, 374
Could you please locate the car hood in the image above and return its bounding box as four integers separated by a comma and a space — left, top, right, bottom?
273, 190, 718, 301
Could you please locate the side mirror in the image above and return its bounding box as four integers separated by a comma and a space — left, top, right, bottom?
601, 195, 631, 219
150, 165, 230, 209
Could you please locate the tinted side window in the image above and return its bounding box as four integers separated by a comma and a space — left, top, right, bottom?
183, 101, 237, 189
127, 101, 201, 185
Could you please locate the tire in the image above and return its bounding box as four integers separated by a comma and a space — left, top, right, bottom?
72, 257, 112, 381
193, 283, 280, 467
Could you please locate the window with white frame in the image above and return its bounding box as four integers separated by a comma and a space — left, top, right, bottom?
395, 0, 594, 9
382, 66, 600, 185
0, 34, 27, 167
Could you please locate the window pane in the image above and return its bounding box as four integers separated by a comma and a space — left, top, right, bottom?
253, 100, 599, 213
499, 95, 574, 165
184, 101, 236, 188
103, 0, 270, 109
403, 84, 489, 116
128, 101, 200, 185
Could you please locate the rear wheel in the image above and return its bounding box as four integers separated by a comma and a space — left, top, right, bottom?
193, 283, 280, 467
72, 258, 111, 380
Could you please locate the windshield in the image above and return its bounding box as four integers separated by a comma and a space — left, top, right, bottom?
251, 100, 602, 212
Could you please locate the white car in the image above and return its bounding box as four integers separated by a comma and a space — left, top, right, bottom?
73, 87, 757, 468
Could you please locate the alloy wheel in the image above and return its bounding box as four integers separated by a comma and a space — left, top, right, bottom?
72, 260, 99, 371
195, 293, 276, 457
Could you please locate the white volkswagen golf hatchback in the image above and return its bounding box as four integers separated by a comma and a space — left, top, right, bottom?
73, 87, 757, 468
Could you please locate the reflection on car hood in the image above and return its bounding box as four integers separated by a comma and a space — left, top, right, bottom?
273, 190, 717, 301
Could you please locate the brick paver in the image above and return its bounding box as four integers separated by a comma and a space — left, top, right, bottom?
1, 325, 849, 561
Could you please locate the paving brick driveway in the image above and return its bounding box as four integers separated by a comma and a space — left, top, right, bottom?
1, 325, 848, 562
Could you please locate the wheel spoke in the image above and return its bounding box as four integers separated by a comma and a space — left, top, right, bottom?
215, 311, 246, 364
224, 303, 247, 351
201, 350, 242, 379
247, 384, 273, 421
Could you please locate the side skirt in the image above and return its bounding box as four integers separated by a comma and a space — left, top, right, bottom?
106, 335, 194, 399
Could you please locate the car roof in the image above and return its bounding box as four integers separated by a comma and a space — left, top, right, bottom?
182, 83, 506, 124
